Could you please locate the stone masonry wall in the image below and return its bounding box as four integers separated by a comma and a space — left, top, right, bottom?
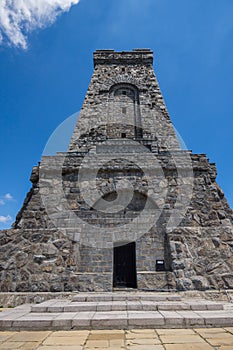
0, 49, 232, 292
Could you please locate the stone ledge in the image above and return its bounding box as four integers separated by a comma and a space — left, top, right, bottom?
93, 49, 153, 66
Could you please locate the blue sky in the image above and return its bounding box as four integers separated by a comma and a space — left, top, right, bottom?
0, 0, 232, 228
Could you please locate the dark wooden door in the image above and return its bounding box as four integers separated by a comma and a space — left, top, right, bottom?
113, 242, 137, 288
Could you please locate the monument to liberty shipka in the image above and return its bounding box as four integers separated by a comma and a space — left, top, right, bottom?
0, 49, 232, 293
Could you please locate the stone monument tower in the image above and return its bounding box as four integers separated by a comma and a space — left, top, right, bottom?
0, 49, 232, 292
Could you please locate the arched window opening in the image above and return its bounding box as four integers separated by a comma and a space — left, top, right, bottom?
108, 83, 142, 139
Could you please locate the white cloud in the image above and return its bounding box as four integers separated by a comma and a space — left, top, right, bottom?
0, 0, 80, 49
0, 193, 15, 203
4, 193, 13, 200
0, 215, 12, 223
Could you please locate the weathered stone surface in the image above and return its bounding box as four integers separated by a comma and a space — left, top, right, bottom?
191, 277, 209, 291
0, 49, 232, 292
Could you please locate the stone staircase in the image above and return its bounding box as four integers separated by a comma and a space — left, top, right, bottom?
0, 292, 233, 330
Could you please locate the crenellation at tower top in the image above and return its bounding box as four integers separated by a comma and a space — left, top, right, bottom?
93, 48, 154, 66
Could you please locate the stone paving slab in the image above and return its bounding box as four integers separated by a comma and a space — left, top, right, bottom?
164, 344, 213, 350
156, 328, 197, 335
0, 328, 232, 349
159, 334, 206, 343
37, 346, 83, 350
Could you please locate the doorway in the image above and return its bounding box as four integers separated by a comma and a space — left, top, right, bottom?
113, 242, 137, 288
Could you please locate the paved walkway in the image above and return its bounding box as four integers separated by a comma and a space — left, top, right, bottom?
0, 328, 233, 349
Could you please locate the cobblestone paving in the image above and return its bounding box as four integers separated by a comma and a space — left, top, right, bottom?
0, 328, 233, 349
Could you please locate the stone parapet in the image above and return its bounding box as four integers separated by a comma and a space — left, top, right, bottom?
94, 49, 153, 66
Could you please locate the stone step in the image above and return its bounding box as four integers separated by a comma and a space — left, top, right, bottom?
0, 307, 232, 331
0, 293, 231, 331
71, 292, 182, 302
30, 299, 224, 313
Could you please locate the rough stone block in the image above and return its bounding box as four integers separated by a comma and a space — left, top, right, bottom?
112, 295, 127, 301
189, 303, 207, 311
96, 302, 112, 311
177, 311, 205, 327
206, 303, 224, 311
71, 311, 95, 327
140, 301, 157, 311
159, 311, 185, 327
31, 305, 48, 313
128, 301, 144, 311
91, 312, 128, 329
87, 295, 112, 302
157, 302, 188, 311
52, 312, 78, 329
12, 318, 53, 330
111, 301, 127, 311
197, 311, 233, 327
128, 311, 165, 327
72, 296, 86, 302
64, 302, 97, 312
